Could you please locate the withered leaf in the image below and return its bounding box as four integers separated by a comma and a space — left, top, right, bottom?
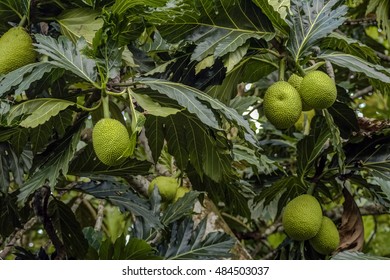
336, 187, 364, 253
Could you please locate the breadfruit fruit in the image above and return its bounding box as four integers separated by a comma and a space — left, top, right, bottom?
299, 71, 337, 109
263, 81, 302, 129
309, 216, 340, 255
0, 27, 37, 74
173, 186, 190, 202
288, 74, 312, 111
282, 194, 323, 241
148, 176, 180, 202
92, 118, 132, 166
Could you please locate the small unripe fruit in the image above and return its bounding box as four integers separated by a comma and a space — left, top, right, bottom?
309, 216, 340, 255
173, 186, 190, 202
288, 74, 313, 111
92, 118, 132, 166
282, 194, 323, 241
299, 71, 337, 109
263, 81, 302, 129
0, 27, 37, 74
148, 176, 180, 202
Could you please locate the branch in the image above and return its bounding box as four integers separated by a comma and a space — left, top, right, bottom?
33, 186, 66, 260
344, 17, 377, 26
351, 86, 373, 99
0, 217, 38, 259
94, 200, 105, 232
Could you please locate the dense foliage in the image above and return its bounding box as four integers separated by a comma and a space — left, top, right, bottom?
1, 0, 390, 260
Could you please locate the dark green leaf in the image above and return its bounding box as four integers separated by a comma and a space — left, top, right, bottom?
255, 176, 307, 217
297, 115, 331, 178
48, 198, 89, 259
99, 234, 159, 260
139, 78, 257, 147
252, 0, 289, 35
163, 218, 235, 260
287, 0, 347, 62
321, 32, 379, 63
145, 0, 274, 61
162, 191, 200, 225
165, 115, 189, 171
76, 180, 162, 228
332, 250, 390, 260
144, 115, 164, 163
68, 144, 152, 177
17, 127, 82, 204
0, 193, 22, 238
327, 101, 359, 139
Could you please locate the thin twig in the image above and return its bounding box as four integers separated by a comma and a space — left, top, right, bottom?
351, 86, 373, 99
94, 200, 105, 232
325, 61, 335, 81
0, 217, 38, 259
375, 51, 390, 62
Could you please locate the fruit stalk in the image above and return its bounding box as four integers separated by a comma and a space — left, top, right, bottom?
101, 88, 110, 119
278, 57, 286, 81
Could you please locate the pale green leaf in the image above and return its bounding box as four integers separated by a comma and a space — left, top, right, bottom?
34, 35, 98, 86
8, 99, 75, 128
132, 92, 180, 117
57, 8, 103, 44
318, 51, 390, 83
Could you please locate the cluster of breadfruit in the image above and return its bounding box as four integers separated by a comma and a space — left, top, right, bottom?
0, 26, 36, 75
263, 71, 337, 129
282, 194, 340, 255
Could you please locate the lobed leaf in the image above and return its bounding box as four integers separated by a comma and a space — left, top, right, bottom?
286, 0, 347, 62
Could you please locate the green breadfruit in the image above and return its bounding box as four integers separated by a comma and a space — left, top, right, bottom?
299, 71, 337, 109
92, 118, 132, 166
0, 27, 37, 74
263, 81, 302, 129
309, 216, 340, 255
148, 176, 180, 202
282, 194, 323, 241
173, 186, 190, 202
288, 74, 313, 111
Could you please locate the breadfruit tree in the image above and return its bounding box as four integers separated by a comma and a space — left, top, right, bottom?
1, 0, 390, 260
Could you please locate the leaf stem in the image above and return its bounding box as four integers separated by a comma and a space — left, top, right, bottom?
101, 87, 110, 119
18, 15, 27, 27
279, 57, 286, 81
296, 63, 306, 77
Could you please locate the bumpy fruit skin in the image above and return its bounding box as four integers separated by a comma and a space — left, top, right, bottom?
309, 216, 340, 255
263, 81, 302, 129
0, 27, 37, 74
92, 118, 132, 166
288, 74, 312, 111
299, 71, 337, 109
148, 176, 180, 202
173, 186, 190, 202
282, 194, 323, 241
